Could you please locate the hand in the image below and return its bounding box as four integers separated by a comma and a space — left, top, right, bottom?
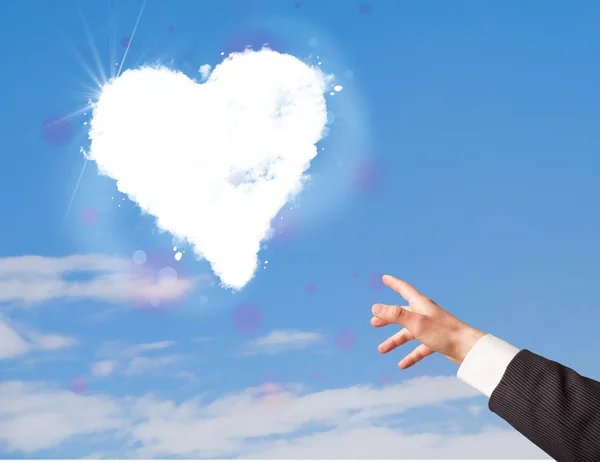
371, 275, 486, 369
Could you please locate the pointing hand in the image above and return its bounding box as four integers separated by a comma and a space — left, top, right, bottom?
371, 275, 485, 369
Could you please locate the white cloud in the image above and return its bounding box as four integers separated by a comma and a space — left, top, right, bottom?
94, 340, 183, 377
0, 376, 547, 459
242, 329, 323, 355
467, 404, 485, 416
239, 424, 548, 459
0, 381, 125, 453
0, 319, 29, 359
0, 254, 196, 306
129, 341, 175, 354
0, 318, 76, 359
198, 63, 211, 81
91, 360, 115, 377
123, 354, 186, 376
88, 49, 330, 290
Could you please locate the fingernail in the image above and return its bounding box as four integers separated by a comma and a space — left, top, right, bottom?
373, 304, 383, 315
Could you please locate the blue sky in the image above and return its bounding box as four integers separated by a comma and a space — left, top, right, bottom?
1, 0, 599, 458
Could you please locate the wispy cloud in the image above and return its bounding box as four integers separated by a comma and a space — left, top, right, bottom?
241, 329, 323, 356
123, 354, 187, 376
94, 340, 187, 377
0, 317, 77, 360
0, 254, 197, 306
0, 376, 547, 458
91, 360, 115, 378
0, 381, 125, 453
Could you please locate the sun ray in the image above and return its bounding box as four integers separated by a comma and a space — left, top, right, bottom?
41, 105, 93, 137
57, 157, 89, 239
76, 5, 108, 86
116, 0, 147, 78
69, 44, 104, 89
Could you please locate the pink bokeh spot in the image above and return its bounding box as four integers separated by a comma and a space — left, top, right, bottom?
41, 115, 74, 147
295, 1, 302, 7
359, 2, 372, 15
368, 272, 385, 291
120, 36, 131, 48
379, 374, 393, 386
126, 250, 189, 314
350, 158, 383, 193
315, 372, 322, 380
253, 381, 291, 411
335, 329, 357, 352
167, 25, 174, 34
81, 207, 99, 226
70, 377, 87, 394
305, 282, 317, 294
232, 303, 263, 334
352, 272, 359, 279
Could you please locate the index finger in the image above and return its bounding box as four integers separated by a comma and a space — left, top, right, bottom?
382, 275, 424, 303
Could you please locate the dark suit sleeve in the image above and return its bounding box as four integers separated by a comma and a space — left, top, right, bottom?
489, 349, 600, 462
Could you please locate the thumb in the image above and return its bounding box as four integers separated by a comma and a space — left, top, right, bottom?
372, 304, 426, 333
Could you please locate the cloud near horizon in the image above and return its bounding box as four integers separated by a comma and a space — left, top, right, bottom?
0, 376, 548, 459
0, 254, 197, 306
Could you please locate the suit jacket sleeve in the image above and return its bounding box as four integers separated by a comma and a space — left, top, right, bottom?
458, 334, 600, 462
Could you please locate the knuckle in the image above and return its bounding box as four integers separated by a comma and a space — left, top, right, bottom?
391, 305, 403, 320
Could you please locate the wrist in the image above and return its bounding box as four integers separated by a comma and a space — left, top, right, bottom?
456, 327, 486, 365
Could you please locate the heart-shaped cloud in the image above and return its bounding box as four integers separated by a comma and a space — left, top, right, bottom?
88, 49, 330, 290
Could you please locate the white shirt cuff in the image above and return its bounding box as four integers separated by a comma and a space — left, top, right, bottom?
457, 334, 521, 398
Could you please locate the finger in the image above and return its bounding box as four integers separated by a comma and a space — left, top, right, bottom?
370, 316, 389, 327
398, 343, 435, 369
382, 275, 424, 303
378, 328, 414, 354
372, 304, 426, 334
370, 305, 411, 327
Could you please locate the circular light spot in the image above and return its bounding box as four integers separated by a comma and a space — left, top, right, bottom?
70, 377, 87, 394
326, 111, 336, 125
120, 36, 131, 48
344, 70, 354, 79
352, 272, 359, 279
335, 329, 357, 351
41, 115, 74, 146
368, 273, 385, 290
350, 158, 383, 193
295, 1, 302, 8
305, 282, 317, 294
232, 303, 263, 334
308, 37, 318, 48
380, 374, 392, 386
359, 2, 371, 15
254, 381, 290, 411
158, 267, 178, 285
132, 250, 147, 265
81, 207, 99, 226
150, 299, 160, 307
167, 25, 174, 34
